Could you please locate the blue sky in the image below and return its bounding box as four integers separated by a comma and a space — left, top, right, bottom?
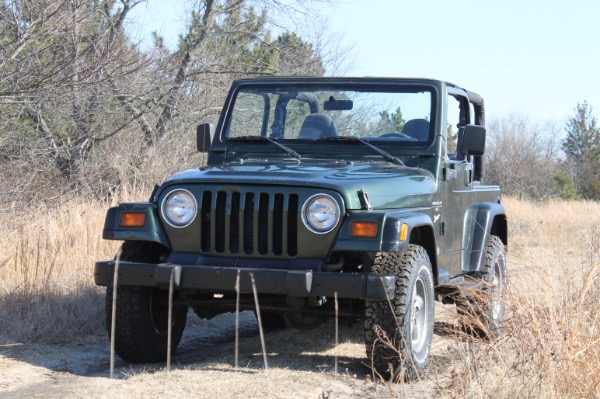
128, 0, 600, 124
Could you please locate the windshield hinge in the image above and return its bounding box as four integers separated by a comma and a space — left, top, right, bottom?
358, 189, 372, 210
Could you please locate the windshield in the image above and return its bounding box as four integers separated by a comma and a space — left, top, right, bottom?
225, 84, 435, 145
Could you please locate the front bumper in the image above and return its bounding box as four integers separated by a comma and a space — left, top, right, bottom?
94, 261, 395, 300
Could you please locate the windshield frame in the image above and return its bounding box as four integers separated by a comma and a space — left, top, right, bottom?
220, 81, 439, 152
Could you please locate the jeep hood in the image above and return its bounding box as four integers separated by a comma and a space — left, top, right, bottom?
161, 161, 436, 210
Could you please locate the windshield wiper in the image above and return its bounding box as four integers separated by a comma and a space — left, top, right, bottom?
319, 136, 404, 166
229, 136, 301, 159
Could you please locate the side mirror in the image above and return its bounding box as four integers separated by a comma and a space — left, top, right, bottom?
460, 124, 486, 156
196, 123, 215, 152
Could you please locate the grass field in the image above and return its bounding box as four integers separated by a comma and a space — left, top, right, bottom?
0, 196, 599, 398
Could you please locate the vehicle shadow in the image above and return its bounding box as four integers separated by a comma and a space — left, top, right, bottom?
174, 310, 459, 380
177, 311, 367, 376
0, 309, 459, 382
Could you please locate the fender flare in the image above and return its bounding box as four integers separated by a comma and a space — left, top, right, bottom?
381, 212, 434, 253
102, 203, 170, 248
461, 202, 507, 273
333, 210, 435, 254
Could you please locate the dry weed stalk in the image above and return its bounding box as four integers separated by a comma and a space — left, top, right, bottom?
0, 198, 120, 342
440, 197, 600, 398
1, 194, 599, 398
499, 256, 600, 398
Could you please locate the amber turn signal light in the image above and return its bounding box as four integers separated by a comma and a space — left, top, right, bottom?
399, 223, 408, 241
350, 221, 378, 238
120, 212, 146, 227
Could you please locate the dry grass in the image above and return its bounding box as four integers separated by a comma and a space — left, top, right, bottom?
0, 198, 121, 343
439, 197, 600, 398
1, 196, 599, 398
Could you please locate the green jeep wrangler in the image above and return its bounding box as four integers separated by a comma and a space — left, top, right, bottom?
95, 77, 507, 380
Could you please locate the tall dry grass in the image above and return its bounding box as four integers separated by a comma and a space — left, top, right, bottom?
1, 195, 599, 397
0, 195, 132, 343
442, 197, 600, 398
0, 184, 165, 344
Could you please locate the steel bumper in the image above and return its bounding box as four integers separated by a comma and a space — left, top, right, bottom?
94, 261, 395, 300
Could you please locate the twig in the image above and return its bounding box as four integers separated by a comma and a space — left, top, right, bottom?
235, 269, 241, 368
250, 273, 268, 370
334, 291, 338, 374
167, 267, 174, 372
110, 246, 122, 379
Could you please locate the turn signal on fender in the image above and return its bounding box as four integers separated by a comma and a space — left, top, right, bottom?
399, 223, 408, 241
120, 212, 146, 227
350, 221, 378, 238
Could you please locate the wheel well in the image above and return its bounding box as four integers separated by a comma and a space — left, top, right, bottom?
119, 240, 170, 263
409, 225, 439, 284
491, 214, 508, 248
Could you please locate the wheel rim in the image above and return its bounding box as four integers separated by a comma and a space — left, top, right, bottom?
490, 254, 506, 323
411, 273, 429, 354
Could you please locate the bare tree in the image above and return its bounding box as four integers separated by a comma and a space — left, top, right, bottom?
1, 1, 149, 177
0, 0, 345, 206
115, 0, 337, 147
486, 114, 563, 200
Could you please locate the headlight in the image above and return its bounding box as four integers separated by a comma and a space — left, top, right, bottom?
302, 194, 341, 234
162, 189, 197, 228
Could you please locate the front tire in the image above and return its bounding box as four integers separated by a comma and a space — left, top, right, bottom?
106, 285, 187, 363
364, 246, 435, 381
106, 241, 188, 363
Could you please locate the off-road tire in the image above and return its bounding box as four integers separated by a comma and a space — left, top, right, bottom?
105, 241, 188, 363
458, 235, 507, 338
364, 245, 434, 381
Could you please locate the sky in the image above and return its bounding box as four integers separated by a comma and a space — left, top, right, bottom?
127, 0, 600, 125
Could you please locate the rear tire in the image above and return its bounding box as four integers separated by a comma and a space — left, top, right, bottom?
458, 235, 507, 338
364, 246, 434, 381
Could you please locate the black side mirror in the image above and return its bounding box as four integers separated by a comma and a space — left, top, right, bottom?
197, 123, 215, 152
460, 124, 486, 156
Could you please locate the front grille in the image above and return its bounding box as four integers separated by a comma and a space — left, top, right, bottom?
198, 189, 299, 257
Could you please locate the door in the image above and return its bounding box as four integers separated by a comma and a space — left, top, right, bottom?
441, 91, 475, 270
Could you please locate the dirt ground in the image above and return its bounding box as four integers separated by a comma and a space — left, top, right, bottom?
0, 302, 467, 399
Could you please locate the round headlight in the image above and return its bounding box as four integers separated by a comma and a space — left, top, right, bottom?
162, 189, 197, 227
302, 194, 341, 234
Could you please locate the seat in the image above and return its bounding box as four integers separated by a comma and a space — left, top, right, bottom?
298, 113, 338, 140
401, 119, 430, 141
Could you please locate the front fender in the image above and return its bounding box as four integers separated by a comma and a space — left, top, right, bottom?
461, 202, 507, 273
333, 210, 434, 253
102, 202, 170, 248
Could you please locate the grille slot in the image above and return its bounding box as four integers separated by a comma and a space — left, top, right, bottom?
199, 189, 298, 257
258, 193, 269, 255
200, 191, 212, 252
